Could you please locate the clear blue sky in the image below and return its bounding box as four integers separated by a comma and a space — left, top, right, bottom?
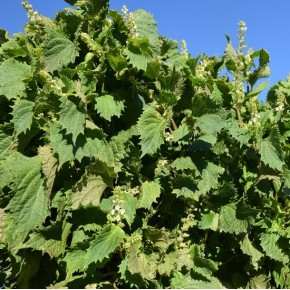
1, 1, 290, 101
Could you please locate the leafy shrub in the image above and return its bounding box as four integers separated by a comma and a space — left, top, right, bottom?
1, 0, 290, 288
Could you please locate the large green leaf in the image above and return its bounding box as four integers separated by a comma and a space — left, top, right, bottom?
137, 107, 166, 157
43, 30, 78, 72
195, 114, 225, 135
12, 99, 34, 136
5, 153, 49, 246
59, 97, 86, 143
95, 94, 125, 122
260, 127, 284, 171
260, 233, 289, 263
218, 203, 250, 234
72, 175, 107, 210
0, 59, 32, 100
86, 224, 126, 265
131, 10, 160, 56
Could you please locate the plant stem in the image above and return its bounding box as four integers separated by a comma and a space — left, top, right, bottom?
170, 117, 178, 130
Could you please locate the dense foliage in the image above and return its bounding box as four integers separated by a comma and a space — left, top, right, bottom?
1, 0, 290, 288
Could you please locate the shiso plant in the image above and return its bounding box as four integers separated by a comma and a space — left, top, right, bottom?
0, 0, 290, 288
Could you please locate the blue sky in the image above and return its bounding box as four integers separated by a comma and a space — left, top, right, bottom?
1, 1, 289, 101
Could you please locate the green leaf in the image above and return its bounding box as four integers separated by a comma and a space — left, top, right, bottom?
48, 123, 74, 168
171, 157, 197, 171
0, 59, 32, 100
131, 10, 160, 56
86, 224, 126, 265
128, 252, 158, 280
247, 81, 268, 98
260, 233, 289, 263
195, 114, 225, 135
5, 153, 49, 246
197, 162, 224, 195
62, 249, 88, 278
240, 234, 263, 268
248, 274, 270, 289
0, 209, 7, 244
0, 128, 13, 160
198, 211, 219, 231
82, 138, 115, 167
123, 193, 138, 226
218, 203, 250, 234
190, 245, 223, 288
172, 187, 198, 200
95, 94, 125, 122
228, 121, 251, 146
170, 271, 223, 289
157, 252, 177, 276
138, 107, 166, 157
260, 127, 284, 171
72, 175, 107, 210
107, 48, 127, 73
12, 99, 34, 136
38, 146, 57, 194
0, 39, 28, 58
18, 220, 71, 258
59, 97, 86, 143
138, 181, 161, 209
125, 49, 150, 71
172, 123, 190, 142
43, 30, 78, 72
224, 35, 237, 63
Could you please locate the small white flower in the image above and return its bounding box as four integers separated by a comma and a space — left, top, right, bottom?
115, 204, 120, 211
110, 209, 115, 215
120, 209, 125, 215
115, 215, 121, 222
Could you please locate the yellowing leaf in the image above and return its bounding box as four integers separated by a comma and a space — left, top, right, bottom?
72, 175, 107, 210
38, 146, 58, 195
